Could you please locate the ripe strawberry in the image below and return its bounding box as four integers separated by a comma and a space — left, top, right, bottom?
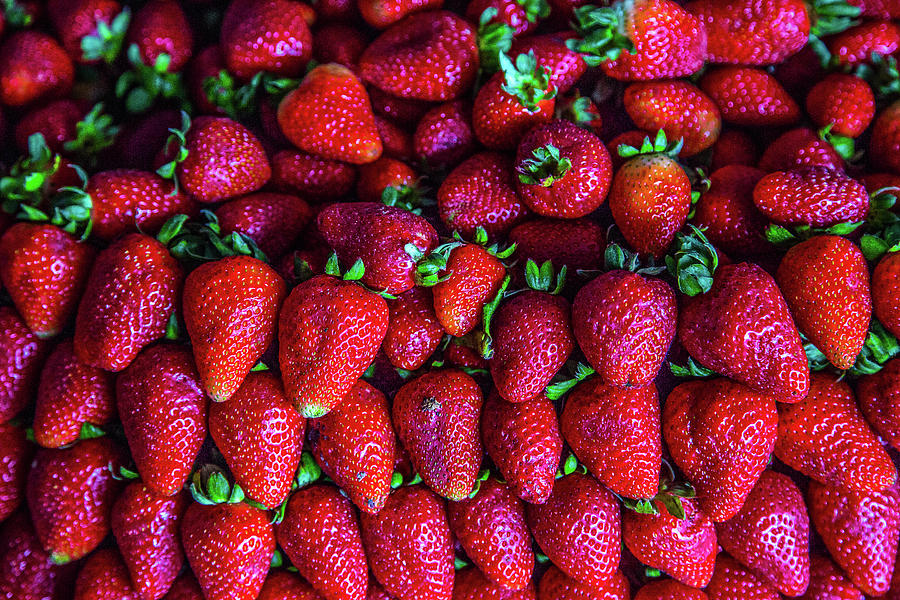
117, 344, 209, 496
826, 19, 900, 67
73, 547, 137, 600
447, 478, 534, 590
276, 484, 368, 600
705, 554, 781, 600
162, 572, 204, 600
366, 581, 395, 600
215, 193, 313, 261
662, 379, 778, 522
715, 470, 810, 596
561, 380, 660, 499
510, 34, 585, 95
313, 23, 369, 69
220, 0, 312, 78
710, 129, 759, 170
368, 87, 432, 123
480, 390, 562, 504
509, 218, 604, 277
0, 423, 32, 522
258, 570, 323, 600
847, 0, 900, 17
873, 252, 900, 339
537, 565, 629, 600
15, 99, 82, 153
857, 358, 900, 450
356, 157, 416, 203
775, 235, 871, 370
360, 485, 453, 600
111, 482, 188, 600
45, 0, 123, 62
805, 73, 875, 138
759, 127, 845, 173
359, 0, 443, 28
700, 66, 801, 127
634, 580, 708, 600
526, 472, 621, 588
279, 274, 389, 417
33, 340, 115, 449
318, 202, 438, 296
798, 555, 864, 599
127, 0, 193, 72
308, 379, 396, 513
514, 119, 611, 218
624, 81, 721, 157
437, 152, 530, 238
871, 100, 900, 174
753, 167, 869, 228
466, 0, 544, 36
413, 100, 477, 170
0, 306, 49, 421
278, 64, 383, 165
271, 150, 358, 201
0, 31, 75, 107
383, 287, 445, 370
453, 567, 536, 599
0, 511, 74, 600
26, 437, 125, 563
690, 165, 769, 257
0, 223, 95, 338
74, 233, 183, 372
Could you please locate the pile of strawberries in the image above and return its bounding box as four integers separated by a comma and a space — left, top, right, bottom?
2, 0, 900, 597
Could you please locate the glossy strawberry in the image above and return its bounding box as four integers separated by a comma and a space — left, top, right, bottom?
73, 547, 138, 600
257, 570, 324, 600
508, 218, 604, 277
805, 73, 875, 138
0, 31, 75, 107
270, 150, 357, 201
413, 100, 477, 170
827, 19, 900, 67
0, 423, 31, 522
214, 193, 312, 262
753, 167, 869, 228
0, 306, 49, 422
162, 573, 204, 600
359, 0, 443, 28
382, 287, 444, 370
758, 127, 846, 172
624, 81, 721, 157
705, 554, 781, 600
510, 34, 586, 95
537, 565, 629, 600
127, 0, 193, 71
220, 0, 312, 78
797, 555, 864, 599
0, 511, 74, 600
690, 165, 769, 257
431, 242, 508, 337
356, 157, 416, 203
452, 567, 536, 599
857, 358, 900, 450
700, 66, 801, 127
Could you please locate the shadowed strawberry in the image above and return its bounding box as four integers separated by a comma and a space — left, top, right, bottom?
871, 100, 900, 175
509, 218, 605, 279
0, 511, 75, 600
0, 423, 32, 522
162, 572, 204, 600
127, 0, 193, 72
700, 67, 801, 127
215, 193, 313, 262
858, 357, 900, 450
220, 0, 312, 79
452, 567, 536, 599
0, 306, 50, 421
705, 554, 781, 600
383, 286, 445, 370
537, 565, 629, 600
689, 165, 769, 257
73, 547, 138, 600
798, 555, 864, 599
634, 580, 708, 600
758, 127, 846, 173
0, 31, 75, 107
413, 100, 477, 170
359, 0, 443, 28
270, 150, 358, 201
258, 570, 324, 600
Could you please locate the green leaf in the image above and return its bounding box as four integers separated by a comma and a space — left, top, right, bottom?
79, 422, 106, 439
477, 8, 515, 74
517, 144, 572, 186
809, 0, 861, 37
498, 51, 556, 113
80, 7, 131, 63
545, 362, 595, 400
669, 357, 715, 378
566, 3, 635, 67
516, 0, 550, 22
479, 275, 511, 359
293, 452, 322, 490
849, 319, 900, 375
164, 313, 180, 340
665, 225, 719, 296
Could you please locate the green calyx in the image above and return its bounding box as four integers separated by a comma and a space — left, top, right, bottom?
517, 144, 572, 187
324, 252, 366, 282
467, 469, 493, 498
861, 187, 900, 261
116, 44, 190, 114
78, 422, 106, 440
619, 462, 696, 520
603, 242, 667, 275
566, 3, 635, 67
665, 225, 719, 296
855, 52, 900, 103
108, 464, 140, 481
156, 111, 191, 184
81, 7, 131, 64
499, 51, 556, 113
0, 133, 62, 213
849, 319, 900, 376
524, 258, 566, 294
190, 469, 246, 505
618, 129, 683, 159
477, 8, 515, 74
63, 103, 120, 169
415, 227, 515, 287
517, 0, 550, 22
818, 124, 858, 162
558, 95, 601, 131
668, 356, 716, 378
478, 275, 511, 359
809, 0, 861, 38
381, 183, 433, 214
15, 170, 94, 241
764, 221, 864, 247
1, 0, 31, 27
292, 452, 322, 491
157, 210, 268, 264
545, 361, 595, 401
203, 70, 300, 120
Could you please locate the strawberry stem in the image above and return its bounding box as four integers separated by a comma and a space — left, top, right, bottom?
809, 0, 861, 37
566, 3, 635, 67
664, 225, 719, 296
80, 7, 131, 64
499, 51, 556, 113
477, 8, 515, 74
517, 144, 572, 186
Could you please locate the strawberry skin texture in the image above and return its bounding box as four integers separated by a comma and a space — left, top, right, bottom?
509, 218, 605, 277
775, 372, 896, 492
857, 358, 900, 450
181, 502, 275, 600
447, 479, 535, 590
413, 100, 477, 170
278, 64, 383, 165
710, 129, 759, 170
472, 74, 555, 151
481, 390, 562, 505
26, 437, 125, 563
871, 100, 900, 174
873, 250, 900, 341
678, 262, 809, 403
0, 423, 32, 522
117, 344, 209, 497
216, 193, 313, 262
220, 0, 312, 78
758, 127, 846, 173
0, 511, 73, 600
634, 580, 708, 600
276, 484, 368, 600
662, 379, 777, 523
753, 167, 869, 228
827, 20, 900, 67
358, 11, 479, 102
359, 485, 454, 600
271, 150, 358, 201
805, 74, 875, 138
700, 66, 801, 127
318, 202, 439, 296
452, 567, 536, 599
561, 380, 661, 499
0, 306, 49, 422
162, 573, 204, 600
799, 555, 864, 599
128, 0, 193, 72
0, 223, 95, 339
776, 235, 871, 370
433, 243, 508, 337
624, 81, 721, 157
33, 340, 115, 449
808, 480, 900, 595
511, 35, 587, 95
308, 379, 396, 514
705, 554, 781, 600
690, 165, 769, 257
184, 255, 286, 402
356, 157, 417, 203
384, 287, 444, 370
537, 565, 630, 600
73, 547, 138, 600
74, 233, 184, 372
258, 570, 324, 600
279, 275, 388, 418
0, 31, 75, 107
359, 0, 444, 28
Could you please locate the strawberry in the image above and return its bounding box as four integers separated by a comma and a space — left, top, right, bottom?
705, 554, 781, 600
775, 235, 871, 370
0, 306, 49, 421
33, 340, 115, 448
307, 379, 396, 513
317, 202, 438, 296
690, 165, 769, 257
857, 358, 900, 450
162, 573, 204, 600
758, 127, 846, 173
480, 390, 562, 504
624, 81, 721, 157
807, 480, 900, 595
0, 222, 95, 338
798, 555, 864, 599
111, 482, 188, 600
466, 0, 545, 36
826, 19, 900, 67
359, 485, 453, 600
15, 99, 82, 153
359, 0, 443, 28
715, 470, 810, 596
271, 150, 358, 201
220, 0, 311, 78
699, 66, 801, 127
662, 379, 778, 522
413, 100, 477, 170
117, 344, 209, 496
514, 119, 611, 218
209, 372, 305, 508
26, 437, 125, 563
609, 132, 692, 258
0, 511, 74, 600
366, 581, 395, 600
437, 152, 530, 239
313, 23, 369, 69
276, 484, 369, 600
508, 218, 604, 277
805, 73, 875, 138
215, 193, 313, 262
258, 570, 323, 600
510, 34, 584, 93
368, 87, 432, 123
710, 129, 759, 171
753, 167, 869, 228
278, 64, 383, 165
0, 31, 75, 107
383, 286, 445, 370
871, 100, 900, 174
525, 472, 621, 588
452, 567, 536, 599
73, 547, 137, 600
279, 274, 389, 417
356, 157, 416, 203
537, 565, 629, 600
127, 0, 193, 72
873, 252, 900, 339
447, 478, 534, 590
633, 580, 708, 600
561, 380, 661, 499
847, 0, 900, 17
0, 423, 32, 522
376, 118, 415, 161
775, 372, 896, 492
74, 233, 184, 372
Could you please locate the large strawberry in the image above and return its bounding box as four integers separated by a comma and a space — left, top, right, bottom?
624, 81, 721, 157
0, 306, 49, 422
220, 0, 312, 78
705, 554, 781, 600
0, 31, 75, 107
753, 167, 869, 228
537, 565, 629, 600
215, 193, 313, 262
857, 358, 900, 450
383, 286, 445, 370
689, 165, 769, 257
0, 423, 32, 522
805, 73, 875, 138
73, 547, 138, 600
699, 66, 801, 128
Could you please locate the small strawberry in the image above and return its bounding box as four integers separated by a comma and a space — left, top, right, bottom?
690, 165, 769, 257
0, 423, 32, 522
624, 81, 721, 157
705, 554, 781, 600
383, 286, 445, 370
758, 127, 846, 172
215, 193, 313, 262
413, 100, 477, 170
805, 73, 875, 138
258, 570, 323, 600
798, 556, 864, 599
827, 19, 900, 67
356, 157, 416, 203
466, 0, 546, 36
634, 580, 708, 600
508, 218, 605, 277
871, 100, 900, 174
0, 31, 75, 107
73, 547, 138, 600
753, 167, 869, 228
271, 150, 358, 201
0, 306, 49, 421
537, 565, 629, 600
220, 0, 312, 78
700, 66, 801, 127
127, 0, 193, 72
0, 511, 74, 600
873, 251, 900, 339
857, 358, 900, 450
15, 99, 83, 153
359, 0, 443, 28
452, 567, 536, 599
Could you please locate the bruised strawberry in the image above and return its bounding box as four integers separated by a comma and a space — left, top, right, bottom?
623, 81, 721, 157
0, 306, 49, 422
0, 424, 32, 522
73, 547, 138, 600
705, 554, 780, 600
384, 286, 445, 370
413, 100, 477, 170
0, 31, 75, 107
753, 167, 869, 228
858, 358, 900, 450
220, 0, 312, 78
700, 66, 801, 128
690, 165, 769, 257
271, 150, 358, 201
537, 565, 629, 600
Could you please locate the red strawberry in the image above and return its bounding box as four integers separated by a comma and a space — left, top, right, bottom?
359, 0, 443, 28
33, 340, 115, 448
807, 480, 900, 595
258, 570, 324, 600
0, 306, 49, 421
215, 193, 313, 261
279, 274, 389, 417
705, 554, 781, 600
624, 81, 721, 157
366, 581, 395, 600
758, 127, 846, 172
537, 565, 629, 600
700, 66, 801, 127
111, 482, 188, 600
307, 379, 396, 513
117, 344, 209, 496
209, 372, 305, 507
690, 165, 769, 257
508, 218, 605, 277
710, 129, 759, 171
775, 372, 896, 492
480, 390, 562, 504
466, 0, 544, 36
634, 580, 708, 600
805, 73, 875, 138
847, 0, 900, 17
276, 484, 368, 600
278, 64, 383, 165
220, 0, 312, 78
383, 286, 445, 370
368, 87, 432, 123
715, 470, 810, 596
0, 223, 95, 338
26, 437, 125, 563
526, 472, 621, 588
662, 379, 778, 522
0, 423, 32, 522
356, 157, 416, 203
452, 567, 536, 599
0, 511, 75, 600
73, 547, 137, 600
360, 485, 453, 600
798, 555, 864, 599
510, 34, 586, 95
0, 31, 75, 107
15, 99, 82, 153
127, 0, 193, 71
827, 19, 900, 67
561, 380, 660, 499
413, 100, 476, 170
857, 358, 900, 450
873, 252, 900, 339
753, 167, 869, 228
871, 100, 900, 174
162, 573, 204, 600
514, 119, 611, 218
775, 235, 871, 370
313, 23, 369, 69
271, 150, 358, 201
447, 478, 534, 590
